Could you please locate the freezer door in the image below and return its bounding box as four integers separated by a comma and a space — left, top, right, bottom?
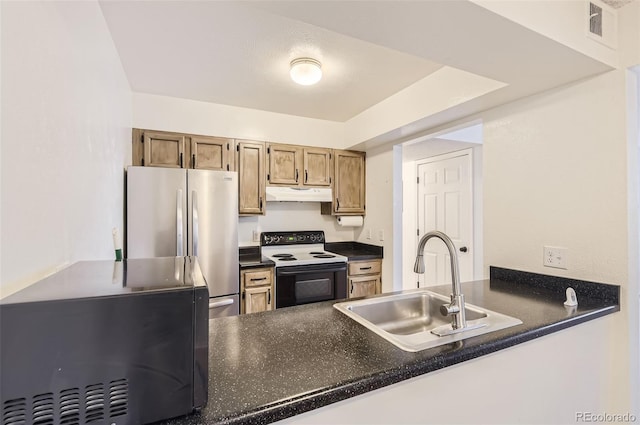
187, 170, 239, 298
127, 167, 188, 258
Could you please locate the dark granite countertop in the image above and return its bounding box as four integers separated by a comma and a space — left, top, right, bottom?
239, 246, 274, 269
160, 267, 619, 425
324, 241, 383, 261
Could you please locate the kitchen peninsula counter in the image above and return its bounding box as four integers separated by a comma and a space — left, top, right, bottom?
161, 267, 619, 425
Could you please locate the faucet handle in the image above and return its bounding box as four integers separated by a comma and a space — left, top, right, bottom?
440, 302, 460, 317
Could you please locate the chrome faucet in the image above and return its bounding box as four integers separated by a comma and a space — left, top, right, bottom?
414, 231, 477, 335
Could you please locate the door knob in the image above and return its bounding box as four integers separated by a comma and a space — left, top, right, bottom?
459, 247, 468, 253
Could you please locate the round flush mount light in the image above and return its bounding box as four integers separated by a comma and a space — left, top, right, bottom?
289, 58, 322, 86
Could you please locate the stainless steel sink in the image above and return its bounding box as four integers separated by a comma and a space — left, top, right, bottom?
334, 289, 522, 352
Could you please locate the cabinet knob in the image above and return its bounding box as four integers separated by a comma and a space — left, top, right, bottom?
459, 247, 468, 253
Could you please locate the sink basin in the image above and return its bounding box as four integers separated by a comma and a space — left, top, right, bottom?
334, 289, 522, 352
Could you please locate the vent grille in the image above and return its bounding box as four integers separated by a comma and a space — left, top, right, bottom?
590, 2, 603, 36
2, 398, 26, 425
84, 384, 105, 423
32, 393, 54, 425
1, 378, 129, 424
109, 379, 128, 418
59, 388, 80, 425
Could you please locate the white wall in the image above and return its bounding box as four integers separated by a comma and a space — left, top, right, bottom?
482, 69, 634, 415
354, 145, 393, 291
0, 1, 132, 295
238, 203, 355, 247
133, 93, 344, 148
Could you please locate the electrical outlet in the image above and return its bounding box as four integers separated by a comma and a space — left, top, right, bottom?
252, 230, 260, 243
366, 229, 372, 240
378, 230, 385, 241
543, 246, 568, 269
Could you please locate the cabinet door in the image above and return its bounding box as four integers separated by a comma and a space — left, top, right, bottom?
333, 150, 366, 214
191, 136, 233, 171
268, 144, 301, 185
143, 131, 186, 168
348, 275, 381, 298
236, 140, 266, 215
303, 148, 332, 187
244, 286, 273, 314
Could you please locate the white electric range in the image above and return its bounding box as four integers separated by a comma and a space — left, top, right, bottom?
260, 231, 348, 308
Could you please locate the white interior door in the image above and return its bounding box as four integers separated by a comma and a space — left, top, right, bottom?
417, 150, 473, 286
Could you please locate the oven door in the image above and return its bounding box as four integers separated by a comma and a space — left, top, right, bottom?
275, 263, 347, 308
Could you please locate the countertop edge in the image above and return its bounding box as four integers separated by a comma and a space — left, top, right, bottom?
219, 303, 619, 425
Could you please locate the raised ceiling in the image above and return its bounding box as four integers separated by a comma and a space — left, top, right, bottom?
99, 1, 443, 122
100, 1, 617, 125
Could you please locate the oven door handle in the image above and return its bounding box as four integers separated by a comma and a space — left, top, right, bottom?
276, 264, 347, 275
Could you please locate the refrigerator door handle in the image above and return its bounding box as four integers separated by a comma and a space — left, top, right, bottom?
209, 299, 234, 309
176, 189, 184, 256
192, 190, 199, 257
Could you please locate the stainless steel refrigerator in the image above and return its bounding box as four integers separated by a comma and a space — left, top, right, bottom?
126, 166, 239, 318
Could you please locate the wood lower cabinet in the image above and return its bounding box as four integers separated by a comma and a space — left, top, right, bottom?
347, 259, 381, 298
241, 267, 274, 314
322, 149, 366, 215
236, 140, 266, 215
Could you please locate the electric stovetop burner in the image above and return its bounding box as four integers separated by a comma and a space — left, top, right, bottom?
260, 231, 348, 267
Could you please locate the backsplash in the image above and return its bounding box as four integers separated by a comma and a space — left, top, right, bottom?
238, 202, 356, 246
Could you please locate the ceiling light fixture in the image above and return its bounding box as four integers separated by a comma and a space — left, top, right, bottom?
290, 58, 322, 86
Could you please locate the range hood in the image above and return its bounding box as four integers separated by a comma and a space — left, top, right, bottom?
265, 186, 332, 202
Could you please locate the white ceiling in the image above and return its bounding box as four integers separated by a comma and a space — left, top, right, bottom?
99, 1, 443, 122
100, 1, 616, 124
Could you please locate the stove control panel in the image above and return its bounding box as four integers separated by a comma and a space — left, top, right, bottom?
261, 231, 325, 246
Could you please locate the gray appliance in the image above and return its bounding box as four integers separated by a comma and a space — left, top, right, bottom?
0, 257, 209, 425
127, 166, 239, 318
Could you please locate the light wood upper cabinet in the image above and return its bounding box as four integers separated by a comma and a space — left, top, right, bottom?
141, 131, 186, 168
267, 143, 332, 188
322, 149, 366, 215
303, 148, 332, 186
133, 129, 233, 170
190, 136, 233, 171
267, 144, 301, 185
236, 140, 266, 215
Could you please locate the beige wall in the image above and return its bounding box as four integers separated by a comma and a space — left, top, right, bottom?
0, 1, 132, 296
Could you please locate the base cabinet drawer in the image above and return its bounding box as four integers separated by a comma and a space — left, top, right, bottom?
348, 260, 381, 276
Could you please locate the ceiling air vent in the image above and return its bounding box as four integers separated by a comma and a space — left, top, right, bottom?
587, 0, 618, 48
